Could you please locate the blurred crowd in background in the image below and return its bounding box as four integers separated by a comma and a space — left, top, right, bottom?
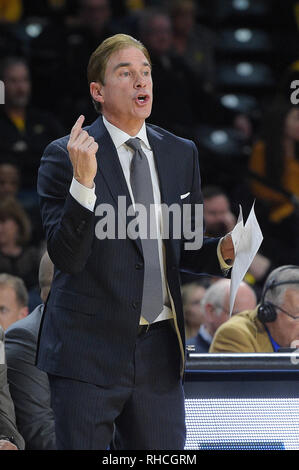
0, 0, 299, 336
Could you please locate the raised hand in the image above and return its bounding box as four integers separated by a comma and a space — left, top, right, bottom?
67, 115, 98, 188
220, 233, 235, 265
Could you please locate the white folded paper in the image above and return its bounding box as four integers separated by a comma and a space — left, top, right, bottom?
229, 202, 263, 315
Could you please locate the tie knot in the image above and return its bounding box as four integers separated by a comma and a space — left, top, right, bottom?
126, 138, 142, 152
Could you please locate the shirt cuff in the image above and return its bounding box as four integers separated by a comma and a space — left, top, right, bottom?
69, 177, 96, 212
217, 237, 233, 271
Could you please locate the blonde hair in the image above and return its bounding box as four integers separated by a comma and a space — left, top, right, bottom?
87, 33, 152, 113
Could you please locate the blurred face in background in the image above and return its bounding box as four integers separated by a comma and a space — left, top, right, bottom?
0, 164, 20, 199
0, 218, 19, 247
80, 0, 111, 35
268, 288, 299, 348
172, 3, 195, 35
143, 15, 173, 56
3, 63, 31, 109
0, 284, 27, 330
184, 285, 206, 329
284, 107, 299, 142
204, 194, 235, 237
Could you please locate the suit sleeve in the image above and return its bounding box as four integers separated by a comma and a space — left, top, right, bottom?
5, 327, 56, 450
0, 365, 25, 450
37, 141, 95, 274
209, 321, 257, 353
180, 141, 223, 277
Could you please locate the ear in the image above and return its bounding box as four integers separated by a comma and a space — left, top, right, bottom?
18, 306, 29, 320
90, 81, 104, 105
204, 303, 215, 321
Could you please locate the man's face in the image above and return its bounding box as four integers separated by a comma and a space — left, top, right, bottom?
0, 218, 19, 246
271, 289, 299, 347
0, 164, 20, 199
184, 286, 206, 328
204, 195, 232, 237
3, 63, 31, 109
0, 285, 27, 330
98, 46, 153, 131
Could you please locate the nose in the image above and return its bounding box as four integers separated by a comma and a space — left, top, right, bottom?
134, 73, 147, 88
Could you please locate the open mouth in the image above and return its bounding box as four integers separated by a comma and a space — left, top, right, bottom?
135, 94, 150, 105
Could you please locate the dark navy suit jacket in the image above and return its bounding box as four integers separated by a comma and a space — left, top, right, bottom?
5, 305, 56, 450
36, 115, 222, 386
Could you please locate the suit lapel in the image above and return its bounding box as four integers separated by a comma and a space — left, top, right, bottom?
147, 125, 182, 264
146, 125, 181, 210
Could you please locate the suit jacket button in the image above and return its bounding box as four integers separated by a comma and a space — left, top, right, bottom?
135, 263, 143, 270
132, 301, 139, 309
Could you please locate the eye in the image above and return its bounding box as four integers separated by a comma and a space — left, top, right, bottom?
121, 70, 130, 77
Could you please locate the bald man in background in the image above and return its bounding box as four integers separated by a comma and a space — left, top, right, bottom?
187, 279, 257, 353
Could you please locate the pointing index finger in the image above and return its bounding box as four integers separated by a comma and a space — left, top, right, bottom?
70, 115, 85, 141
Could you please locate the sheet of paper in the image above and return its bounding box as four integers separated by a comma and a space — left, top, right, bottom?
231, 204, 244, 253
229, 202, 263, 315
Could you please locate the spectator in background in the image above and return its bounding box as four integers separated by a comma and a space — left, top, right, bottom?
0, 198, 41, 294
31, 0, 115, 127
0, 161, 20, 200
0, 274, 28, 331
210, 266, 299, 353
202, 186, 236, 238
181, 281, 207, 340
5, 251, 56, 450
0, 325, 25, 450
170, 0, 216, 92
0, 57, 64, 189
249, 97, 299, 266
203, 185, 271, 293
187, 279, 257, 353
0, 160, 44, 246
138, 9, 250, 141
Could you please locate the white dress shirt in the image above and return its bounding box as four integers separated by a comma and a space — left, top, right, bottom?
70, 115, 173, 324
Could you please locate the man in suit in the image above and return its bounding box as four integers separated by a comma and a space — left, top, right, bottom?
0, 326, 25, 450
37, 33, 235, 450
5, 251, 56, 450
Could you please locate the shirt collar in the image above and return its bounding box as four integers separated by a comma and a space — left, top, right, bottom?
102, 115, 151, 151
199, 324, 213, 345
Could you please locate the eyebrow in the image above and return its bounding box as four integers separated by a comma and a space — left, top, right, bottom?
113, 61, 151, 72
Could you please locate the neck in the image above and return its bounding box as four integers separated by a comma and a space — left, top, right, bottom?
266, 322, 287, 348
205, 324, 214, 337
103, 113, 144, 136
